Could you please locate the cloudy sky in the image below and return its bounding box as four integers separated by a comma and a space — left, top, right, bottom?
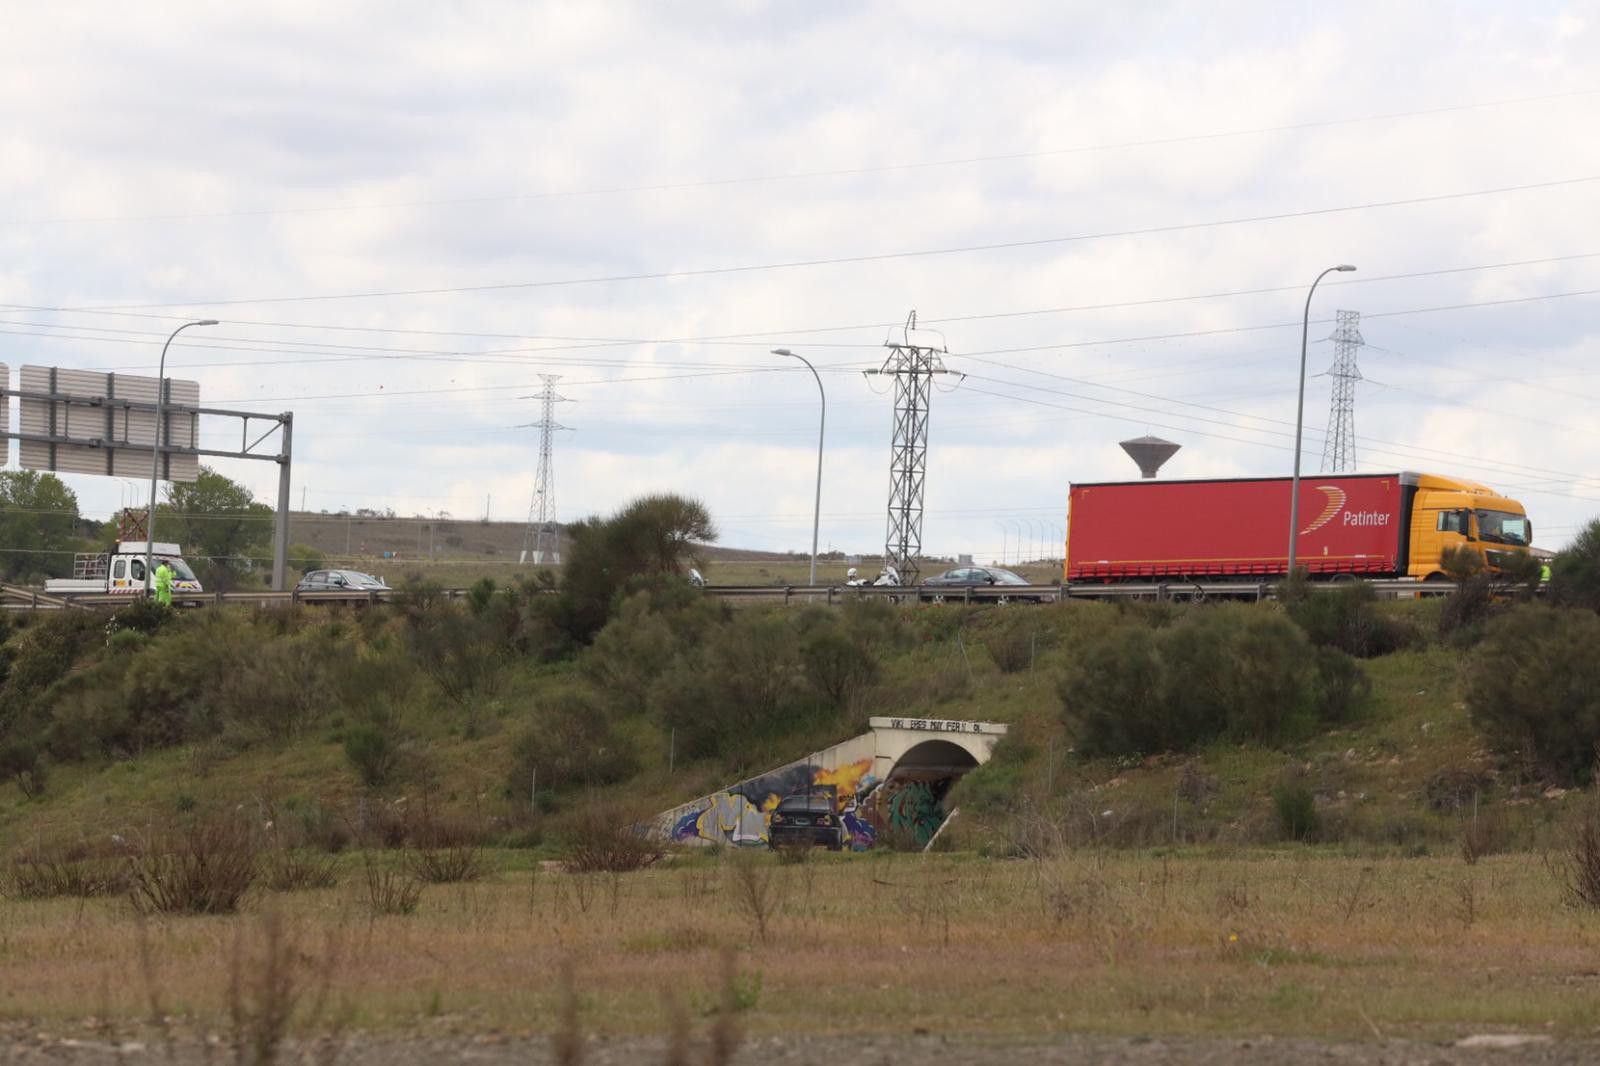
2, 1, 1597, 565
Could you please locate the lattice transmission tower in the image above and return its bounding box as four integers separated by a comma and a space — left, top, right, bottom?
864, 312, 956, 583
518, 375, 571, 565
1320, 309, 1364, 473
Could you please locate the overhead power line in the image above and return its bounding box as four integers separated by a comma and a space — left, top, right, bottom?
52, 174, 1600, 310
9, 250, 1600, 344
9, 87, 1595, 228
5, 251, 1597, 375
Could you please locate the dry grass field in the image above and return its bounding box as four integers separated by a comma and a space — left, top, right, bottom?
282, 510, 1061, 589
5, 848, 1600, 1047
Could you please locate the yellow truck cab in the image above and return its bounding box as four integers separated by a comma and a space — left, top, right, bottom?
1404, 473, 1532, 581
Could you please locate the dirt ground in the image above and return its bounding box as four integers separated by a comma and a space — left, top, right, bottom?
1, 1031, 1595, 1065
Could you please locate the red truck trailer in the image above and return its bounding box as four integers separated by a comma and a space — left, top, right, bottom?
1065, 473, 1412, 581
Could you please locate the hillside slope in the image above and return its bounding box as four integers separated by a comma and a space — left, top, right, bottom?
0, 595, 1568, 856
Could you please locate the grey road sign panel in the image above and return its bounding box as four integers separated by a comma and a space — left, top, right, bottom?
17, 365, 200, 481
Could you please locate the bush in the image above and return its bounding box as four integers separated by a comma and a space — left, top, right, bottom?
559, 796, 665, 873
948, 733, 1034, 818
0, 737, 47, 798
1272, 773, 1320, 842
344, 721, 401, 788
1552, 518, 1600, 611
1060, 605, 1358, 756
5, 844, 127, 899
405, 839, 486, 884
214, 628, 339, 742
109, 597, 173, 637
261, 848, 340, 892
1466, 606, 1600, 786
559, 494, 718, 641
1555, 801, 1600, 909
800, 623, 879, 704
1438, 573, 1495, 644
984, 624, 1036, 674
288, 543, 325, 574
361, 862, 423, 916
126, 818, 260, 915
1283, 581, 1416, 657
650, 615, 805, 762
506, 688, 639, 798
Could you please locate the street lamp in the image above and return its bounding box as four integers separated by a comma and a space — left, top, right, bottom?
145, 319, 219, 594
772, 348, 825, 585
1287, 266, 1355, 577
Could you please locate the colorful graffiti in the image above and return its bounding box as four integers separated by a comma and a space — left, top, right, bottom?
670, 758, 880, 849
885, 781, 944, 848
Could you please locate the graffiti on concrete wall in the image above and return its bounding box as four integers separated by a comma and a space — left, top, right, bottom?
885, 780, 944, 848
671, 758, 880, 848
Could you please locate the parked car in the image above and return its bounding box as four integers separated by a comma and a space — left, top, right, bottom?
767, 791, 844, 851
919, 565, 1039, 602
295, 569, 389, 593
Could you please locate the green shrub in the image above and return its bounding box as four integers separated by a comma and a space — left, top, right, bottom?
1283, 581, 1417, 657
126, 818, 259, 915
1310, 645, 1372, 726
109, 597, 173, 636
948, 733, 1034, 816
288, 543, 325, 574
507, 688, 640, 797
650, 615, 805, 762
983, 620, 1037, 674
800, 623, 879, 705
1059, 605, 1363, 756
0, 737, 47, 798
214, 627, 339, 742
1552, 518, 1600, 611
1272, 774, 1320, 842
1466, 606, 1600, 786
582, 589, 724, 717
344, 722, 400, 787
0, 611, 104, 731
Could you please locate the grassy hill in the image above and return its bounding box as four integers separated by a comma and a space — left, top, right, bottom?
0, 593, 1571, 859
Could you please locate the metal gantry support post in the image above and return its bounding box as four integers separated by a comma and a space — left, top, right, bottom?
272, 412, 293, 592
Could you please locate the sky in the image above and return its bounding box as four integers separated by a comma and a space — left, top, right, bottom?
1, 1, 1598, 567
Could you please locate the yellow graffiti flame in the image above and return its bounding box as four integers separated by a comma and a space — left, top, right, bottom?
813, 759, 874, 807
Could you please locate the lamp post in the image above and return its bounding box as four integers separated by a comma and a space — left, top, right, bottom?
772, 348, 825, 585
1287, 266, 1355, 577
145, 319, 219, 594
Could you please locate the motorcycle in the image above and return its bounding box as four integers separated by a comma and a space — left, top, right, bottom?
845, 565, 903, 600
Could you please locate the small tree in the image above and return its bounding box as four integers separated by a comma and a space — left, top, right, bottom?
1553, 518, 1600, 612
1466, 606, 1600, 786
559, 494, 717, 640
0, 471, 80, 581
162, 467, 274, 590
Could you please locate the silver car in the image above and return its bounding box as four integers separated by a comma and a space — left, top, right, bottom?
295, 569, 389, 593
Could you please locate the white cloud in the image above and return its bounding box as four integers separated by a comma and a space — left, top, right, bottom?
1, 0, 1597, 559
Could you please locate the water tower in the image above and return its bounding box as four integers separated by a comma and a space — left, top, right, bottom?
1119, 435, 1181, 478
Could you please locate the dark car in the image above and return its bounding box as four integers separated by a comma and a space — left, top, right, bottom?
767, 792, 844, 851
295, 569, 389, 594
919, 566, 1038, 602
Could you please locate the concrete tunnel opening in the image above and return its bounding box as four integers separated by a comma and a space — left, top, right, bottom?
871, 739, 981, 848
